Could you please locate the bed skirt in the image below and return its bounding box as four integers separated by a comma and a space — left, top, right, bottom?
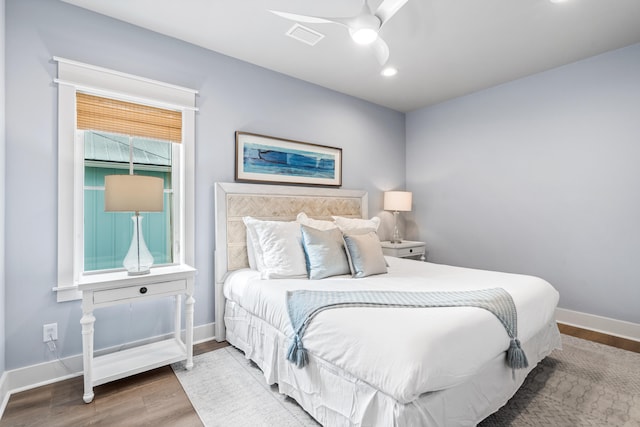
224, 299, 561, 427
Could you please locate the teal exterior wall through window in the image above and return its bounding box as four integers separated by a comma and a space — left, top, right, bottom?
83, 131, 173, 272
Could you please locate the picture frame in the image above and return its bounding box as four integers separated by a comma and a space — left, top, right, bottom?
235, 132, 342, 187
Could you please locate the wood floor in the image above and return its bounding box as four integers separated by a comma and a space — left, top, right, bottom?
557, 323, 640, 353
1, 326, 637, 426
0, 340, 228, 427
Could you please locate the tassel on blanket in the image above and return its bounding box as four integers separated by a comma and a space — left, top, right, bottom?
507, 338, 529, 369
287, 335, 308, 368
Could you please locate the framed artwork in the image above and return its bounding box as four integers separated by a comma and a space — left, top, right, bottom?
235, 132, 342, 187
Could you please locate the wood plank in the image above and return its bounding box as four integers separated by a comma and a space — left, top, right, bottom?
558, 322, 640, 353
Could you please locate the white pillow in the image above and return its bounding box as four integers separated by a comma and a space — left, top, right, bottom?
246, 231, 257, 270
242, 217, 308, 279
296, 212, 337, 230
343, 231, 388, 278
332, 215, 381, 233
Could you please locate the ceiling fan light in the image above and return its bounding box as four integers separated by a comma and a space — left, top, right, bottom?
351, 28, 378, 45
381, 67, 398, 77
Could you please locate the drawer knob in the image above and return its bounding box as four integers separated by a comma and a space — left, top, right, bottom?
139, 287, 148, 294
409, 249, 413, 253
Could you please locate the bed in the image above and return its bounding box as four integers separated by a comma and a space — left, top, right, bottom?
214, 182, 561, 426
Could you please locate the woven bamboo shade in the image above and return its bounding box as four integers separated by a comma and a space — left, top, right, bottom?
76, 92, 182, 143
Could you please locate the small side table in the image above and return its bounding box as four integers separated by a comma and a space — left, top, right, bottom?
78, 264, 196, 403
380, 240, 426, 261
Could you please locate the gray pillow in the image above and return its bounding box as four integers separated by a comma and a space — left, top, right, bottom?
343, 232, 388, 278
300, 225, 351, 280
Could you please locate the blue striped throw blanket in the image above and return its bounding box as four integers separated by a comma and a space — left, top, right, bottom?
286, 288, 528, 370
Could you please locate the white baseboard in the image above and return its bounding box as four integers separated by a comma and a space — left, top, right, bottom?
556, 308, 640, 342
193, 321, 216, 344
0, 371, 9, 418
0, 322, 216, 418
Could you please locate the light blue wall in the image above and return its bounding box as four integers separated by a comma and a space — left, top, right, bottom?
4, 0, 405, 370
1, 0, 6, 376
406, 43, 640, 324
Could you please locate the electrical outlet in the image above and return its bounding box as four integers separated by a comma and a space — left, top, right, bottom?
43, 323, 58, 342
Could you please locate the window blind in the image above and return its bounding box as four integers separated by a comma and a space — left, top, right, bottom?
76, 92, 182, 143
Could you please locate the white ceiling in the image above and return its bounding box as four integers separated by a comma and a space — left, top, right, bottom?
61, 0, 640, 112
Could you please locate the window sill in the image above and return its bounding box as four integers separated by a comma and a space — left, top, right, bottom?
54, 264, 197, 302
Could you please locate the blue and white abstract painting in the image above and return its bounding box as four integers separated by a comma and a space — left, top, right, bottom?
243, 143, 335, 179
236, 132, 342, 186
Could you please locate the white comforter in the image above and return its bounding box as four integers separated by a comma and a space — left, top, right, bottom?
224, 256, 559, 404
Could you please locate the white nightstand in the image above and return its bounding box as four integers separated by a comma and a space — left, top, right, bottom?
380, 240, 426, 261
78, 264, 196, 403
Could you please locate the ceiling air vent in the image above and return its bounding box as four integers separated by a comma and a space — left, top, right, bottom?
285, 23, 324, 46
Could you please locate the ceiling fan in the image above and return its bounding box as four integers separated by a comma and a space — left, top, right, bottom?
270, 0, 409, 67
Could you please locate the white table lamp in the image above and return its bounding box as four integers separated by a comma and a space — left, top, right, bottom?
105, 175, 164, 275
384, 191, 412, 244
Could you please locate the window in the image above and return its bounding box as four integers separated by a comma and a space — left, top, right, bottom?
83, 131, 173, 271
55, 58, 197, 302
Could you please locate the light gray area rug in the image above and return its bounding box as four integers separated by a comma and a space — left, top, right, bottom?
480, 334, 640, 427
174, 335, 640, 426
173, 346, 319, 426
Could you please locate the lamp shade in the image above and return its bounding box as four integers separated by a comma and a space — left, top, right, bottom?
104, 175, 164, 212
384, 191, 412, 212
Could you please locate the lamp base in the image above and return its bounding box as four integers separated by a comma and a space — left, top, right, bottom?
123, 214, 154, 276
127, 269, 151, 276
391, 211, 402, 244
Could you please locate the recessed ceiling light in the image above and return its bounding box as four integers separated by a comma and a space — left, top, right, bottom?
381, 67, 398, 77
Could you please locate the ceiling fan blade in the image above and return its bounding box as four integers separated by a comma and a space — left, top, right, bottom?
360, 0, 374, 16
375, 0, 409, 27
371, 37, 390, 66
269, 10, 353, 27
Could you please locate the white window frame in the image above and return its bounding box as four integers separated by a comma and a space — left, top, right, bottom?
54, 57, 197, 302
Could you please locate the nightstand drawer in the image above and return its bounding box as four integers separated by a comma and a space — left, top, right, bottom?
395, 246, 425, 257
380, 240, 426, 260
93, 279, 187, 304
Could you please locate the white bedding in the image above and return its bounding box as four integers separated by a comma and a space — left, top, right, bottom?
224, 256, 560, 404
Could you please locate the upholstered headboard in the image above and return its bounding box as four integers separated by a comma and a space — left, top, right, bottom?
214, 182, 368, 340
